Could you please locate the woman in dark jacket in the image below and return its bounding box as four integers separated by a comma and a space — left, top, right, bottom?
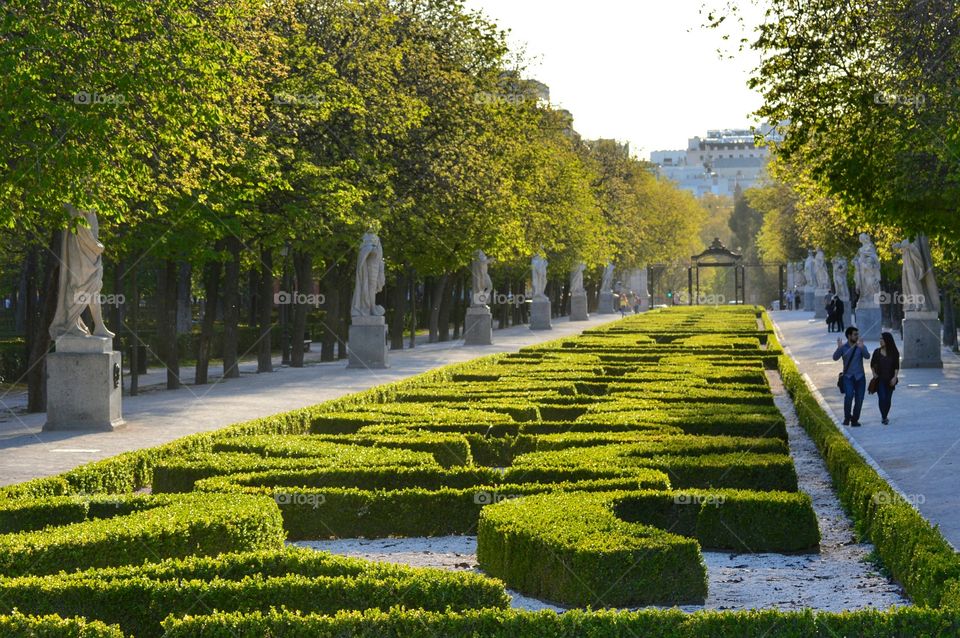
870, 332, 900, 424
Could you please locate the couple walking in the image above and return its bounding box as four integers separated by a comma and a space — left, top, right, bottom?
833, 327, 900, 426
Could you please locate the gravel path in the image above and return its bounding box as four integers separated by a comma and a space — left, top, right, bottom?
296, 371, 910, 612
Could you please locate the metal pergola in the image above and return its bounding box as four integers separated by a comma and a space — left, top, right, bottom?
688, 238, 744, 305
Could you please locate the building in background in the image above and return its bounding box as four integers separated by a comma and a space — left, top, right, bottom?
650, 124, 782, 197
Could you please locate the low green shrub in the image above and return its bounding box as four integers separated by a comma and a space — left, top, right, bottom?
0, 493, 285, 576
0, 611, 124, 638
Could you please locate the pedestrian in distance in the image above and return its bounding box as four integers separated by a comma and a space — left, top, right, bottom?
833, 326, 870, 427
869, 331, 900, 425
619, 294, 629, 317
825, 294, 837, 332
833, 296, 845, 333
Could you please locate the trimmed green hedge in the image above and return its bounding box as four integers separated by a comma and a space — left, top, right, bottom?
477, 488, 818, 606
0, 493, 285, 576
161, 607, 960, 638
0, 549, 508, 638
0, 612, 124, 638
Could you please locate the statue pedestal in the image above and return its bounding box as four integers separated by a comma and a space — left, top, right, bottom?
463, 306, 493, 345
44, 337, 124, 432
854, 305, 882, 341
814, 289, 829, 319
530, 297, 552, 330
901, 311, 943, 368
597, 291, 615, 315
348, 316, 388, 369
569, 293, 589, 321
803, 286, 815, 312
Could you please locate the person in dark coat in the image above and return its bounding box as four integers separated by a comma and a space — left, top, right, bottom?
870, 331, 900, 425
833, 297, 845, 333
825, 294, 837, 332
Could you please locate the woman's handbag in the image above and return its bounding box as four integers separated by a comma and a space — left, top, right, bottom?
868, 377, 879, 395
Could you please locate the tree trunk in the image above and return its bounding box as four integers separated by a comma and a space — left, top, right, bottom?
408, 268, 417, 349
943, 292, 957, 348
247, 267, 259, 326
390, 268, 407, 350
111, 258, 124, 351
290, 251, 312, 367
437, 274, 456, 342
159, 259, 181, 390
338, 265, 351, 359
222, 237, 241, 378
257, 248, 273, 373
176, 262, 192, 334
320, 267, 340, 362
428, 274, 450, 343
26, 233, 60, 412
195, 242, 223, 385
129, 265, 140, 396
452, 274, 463, 339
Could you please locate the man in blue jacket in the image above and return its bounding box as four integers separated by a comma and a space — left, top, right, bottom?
833, 326, 870, 426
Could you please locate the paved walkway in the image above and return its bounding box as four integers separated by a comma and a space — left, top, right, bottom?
0, 315, 618, 486
771, 310, 960, 550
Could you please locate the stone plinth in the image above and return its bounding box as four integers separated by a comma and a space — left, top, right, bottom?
803, 286, 815, 312
45, 337, 124, 431
348, 316, 388, 369
901, 311, 943, 368
463, 306, 493, 345
814, 289, 830, 319
570, 293, 589, 321
530, 297, 552, 330
597, 291, 615, 314
854, 305, 882, 341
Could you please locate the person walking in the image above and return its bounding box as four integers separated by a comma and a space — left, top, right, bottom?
833, 326, 870, 426
870, 332, 900, 425
825, 294, 837, 332
618, 294, 629, 317
833, 296, 845, 333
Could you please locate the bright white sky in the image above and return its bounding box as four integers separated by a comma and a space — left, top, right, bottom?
462, 0, 765, 159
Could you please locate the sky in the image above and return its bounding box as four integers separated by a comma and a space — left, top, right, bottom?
462, 0, 765, 159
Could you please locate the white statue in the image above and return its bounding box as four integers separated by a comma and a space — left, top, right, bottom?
814, 248, 831, 290
894, 235, 940, 314
794, 261, 807, 288
471, 249, 494, 306
832, 256, 850, 302
803, 250, 816, 288
49, 205, 115, 340
531, 254, 548, 300
351, 232, 385, 317
854, 233, 882, 306
600, 263, 615, 293
570, 263, 586, 295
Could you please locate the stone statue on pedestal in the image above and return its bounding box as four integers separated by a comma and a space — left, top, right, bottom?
570, 263, 586, 295
49, 205, 115, 341
803, 250, 816, 288
854, 233, 882, 306
832, 256, 850, 303
814, 249, 831, 290
351, 232, 385, 318
794, 262, 807, 288
894, 236, 940, 314
600, 263, 615, 293
471, 250, 494, 306
531, 254, 548, 300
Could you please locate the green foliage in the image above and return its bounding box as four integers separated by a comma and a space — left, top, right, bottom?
0, 612, 124, 638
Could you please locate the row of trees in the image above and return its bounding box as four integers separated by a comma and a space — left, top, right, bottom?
2, 0, 707, 409
706, 0, 960, 334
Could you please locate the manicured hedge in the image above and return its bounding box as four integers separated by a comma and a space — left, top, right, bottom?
477, 488, 818, 606
0, 493, 285, 576
0, 549, 508, 638
0, 612, 124, 638
161, 607, 960, 638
